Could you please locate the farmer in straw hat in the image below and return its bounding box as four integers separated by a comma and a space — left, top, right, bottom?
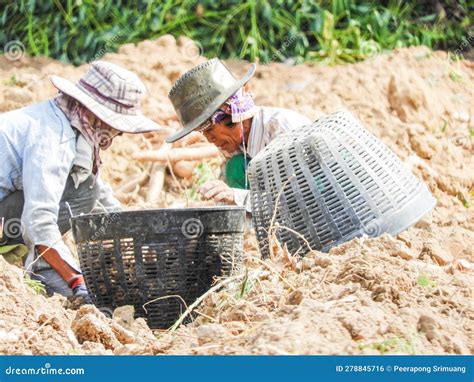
166, 58, 311, 210
0, 61, 161, 301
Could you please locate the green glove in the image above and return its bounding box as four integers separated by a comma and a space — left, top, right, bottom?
0, 244, 28, 265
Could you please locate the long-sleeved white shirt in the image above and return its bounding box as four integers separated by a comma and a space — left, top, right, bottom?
0, 100, 120, 272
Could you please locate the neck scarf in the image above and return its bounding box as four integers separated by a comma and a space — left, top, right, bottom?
55, 93, 115, 174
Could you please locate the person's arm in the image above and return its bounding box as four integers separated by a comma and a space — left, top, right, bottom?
264, 109, 312, 142
197, 180, 253, 213
95, 175, 122, 212
21, 123, 80, 273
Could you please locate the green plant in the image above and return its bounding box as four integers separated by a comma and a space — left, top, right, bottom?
417, 274, 437, 288
188, 162, 216, 200
237, 268, 255, 299
5, 75, 20, 86
1, 0, 470, 65
24, 275, 46, 295
358, 335, 418, 354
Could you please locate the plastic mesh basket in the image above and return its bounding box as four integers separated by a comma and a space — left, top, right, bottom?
248, 110, 436, 257
71, 206, 245, 329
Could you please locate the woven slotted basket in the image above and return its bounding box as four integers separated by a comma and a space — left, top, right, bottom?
71, 207, 244, 329
248, 110, 435, 257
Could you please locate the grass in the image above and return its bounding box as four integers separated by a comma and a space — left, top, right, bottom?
448, 69, 463, 82
358, 335, 418, 354
417, 274, 438, 288
187, 162, 216, 201
1, 0, 470, 66
5, 75, 20, 86
24, 275, 46, 295
237, 268, 256, 299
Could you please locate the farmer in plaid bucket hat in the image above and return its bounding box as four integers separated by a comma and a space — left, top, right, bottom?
167, 58, 311, 211
0, 61, 161, 302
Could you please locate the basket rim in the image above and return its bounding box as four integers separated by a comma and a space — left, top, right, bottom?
71, 205, 246, 222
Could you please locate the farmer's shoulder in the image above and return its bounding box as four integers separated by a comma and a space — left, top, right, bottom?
0, 100, 75, 142
260, 106, 311, 131
0, 101, 51, 127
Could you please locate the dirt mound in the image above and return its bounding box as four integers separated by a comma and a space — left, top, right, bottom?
0, 255, 74, 355
0, 37, 472, 354
156, 235, 473, 355
0, 256, 167, 355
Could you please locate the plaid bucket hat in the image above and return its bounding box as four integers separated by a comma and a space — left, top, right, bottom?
50, 61, 161, 134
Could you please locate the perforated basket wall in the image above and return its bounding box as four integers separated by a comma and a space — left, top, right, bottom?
71, 207, 245, 329
248, 110, 436, 258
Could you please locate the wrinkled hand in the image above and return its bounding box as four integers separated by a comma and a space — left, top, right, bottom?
198, 180, 235, 204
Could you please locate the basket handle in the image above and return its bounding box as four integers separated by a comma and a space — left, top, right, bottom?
65, 202, 74, 219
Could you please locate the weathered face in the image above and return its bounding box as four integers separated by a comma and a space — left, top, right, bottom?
202, 113, 242, 153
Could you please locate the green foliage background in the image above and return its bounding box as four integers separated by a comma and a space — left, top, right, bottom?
1, 0, 472, 65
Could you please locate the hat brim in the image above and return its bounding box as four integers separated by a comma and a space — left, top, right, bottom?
50, 76, 162, 134
166, 63, 256, 143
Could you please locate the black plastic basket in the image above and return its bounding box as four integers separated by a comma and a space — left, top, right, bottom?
70, 206, 245, 329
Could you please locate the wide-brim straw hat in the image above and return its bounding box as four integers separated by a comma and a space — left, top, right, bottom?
50, 61, 162, 134
166, 58, 256, 143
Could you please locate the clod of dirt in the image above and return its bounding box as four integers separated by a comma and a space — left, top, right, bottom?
417, 315, 439, 341
195, 324, 230, 345
286, 290, 304, 305
0, 330, 19, 343
408, 127, 442, 160
306, 251, 333, 268
377, 234, 416, 260
80, 341, 111, 355
450, 259, 472, 273
420, 241, 453, 265
111, 322, 136, 344
0, 256, 76, 355
71, 306, 121, 350
71, 305, 158, 351
114, 343, 153, 355
113, 305, 135, 329
417, 314, 471, 354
